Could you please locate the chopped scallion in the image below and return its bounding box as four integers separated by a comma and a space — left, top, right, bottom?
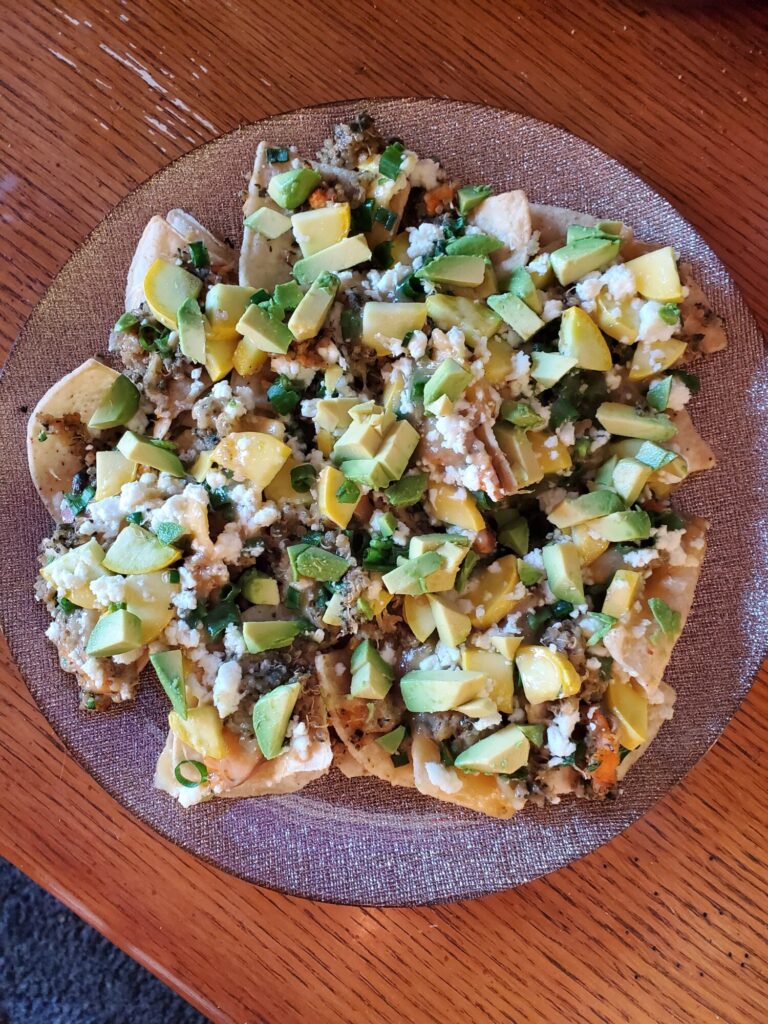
174, 760, 208, 788
336, 479, 360, 504
267, 374, 303, 415
266, 146, 290, 163
290, 464, 317, 493
188, 240, 209, 269
379, 141, 405, 180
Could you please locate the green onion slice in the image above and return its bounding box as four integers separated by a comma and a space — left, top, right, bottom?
174, 760, 208, 788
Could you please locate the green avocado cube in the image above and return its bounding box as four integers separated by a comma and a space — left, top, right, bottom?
453, 725, 530, 774
376, 725, 406, 754
487, 292, 545, 340
314, 398, 359, 433
596, 402, 677, 441
267, 167, 321, 209
272, 280, 304, 315
239, 569, 279, 605
333, 419, 385, 463
445, 234, 503, 257
382, 552, 444, 596
242, 620, 303, 654
422, 358, 472, 408
88, 374, 140, 430
588, 510, 652, 542
176, 298, 207, 364
383, 472, 429, 508
292, 234, 372, 287
416, 254, 486, 287
339, 459, 392, 489
350, 662, 393, 700
594, 455, 618, 489
374, 420, 420, 483
117, 431, 185, 477
542, 541, 585, 605
547, 490, 625, 528
252, 681, 301, 759
530, 352, 578, 389
243, 206, 293, 239
612, 457, 652, 504
85, 608, 142, 657
566, 224, 621, 243
550, 237, 621, 286
294, 546, 349, 582
287, 272, 339, 342
150, 649, 187, 718
351, 639, 394, 678
456, 185, 492, 216
507, 267, 542, 313
235, 302, 294, 355
399, 669, 486, 712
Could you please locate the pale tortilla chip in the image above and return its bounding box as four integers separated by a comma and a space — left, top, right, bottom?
27, 358, 120, 520
164, 209, 234, 272
468, 190, 532, 281
411, 731, 525, 819
317, 651, 415, 789
239, 141, 296, 292
679, 264, 728, 355
605, 517, 708, 693
669, 408, 716, 474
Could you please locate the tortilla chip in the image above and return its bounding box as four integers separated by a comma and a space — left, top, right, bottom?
604, 517, 708, 693
317, 650, 415, 789
411, 731, 525, 819
669, 408, 716, 474
468, 190, 532, 280
239, 141, 296, 292
164, 209, 234, 272
679, 264, 728, 355
27, 358, 120, 520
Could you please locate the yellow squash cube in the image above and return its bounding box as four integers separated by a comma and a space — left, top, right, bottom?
624, 246, 683, 302
403, 594, 436, 642
529, 430, 573, 476
462, 554, 522, 629
205, 335, 239, 382
628, 338, 687, 381
95, 450, 136, 501
212, 431, 290, 490
606, 676, 648, 750
461, 647, 514, 713
428, 482, 485, 532
205, 284, 258, 344
169, 705, 227, 760
570, 522, 610, 566
232, 334, 269, 378
123, 571, 180, 643
515, 645, 581, 705
318, 465, 359, 527
602, 569, 642, 618
143, 259, 202, 330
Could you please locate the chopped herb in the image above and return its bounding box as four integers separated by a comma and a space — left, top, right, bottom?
584, 611, 617, 646
658, 303, 680, 325
573, 437, 591, 459
107, 602, 127, 613
285, 586, 301, 610
351, 198, 376, 233
409, 369, 430, 402
147, 437, 177, 452
597, 655, 613, 680
499, 400, 544, 429
383, 472, 428, 508
372, 240, 393, 268
391, 750, 409, 767
471, 490, 497, 512
114, 311, 139, 332
526, 606, 553, 633
267, 374, 303, 415
266, 146, 290, 163
138, 320, 172, 356
373, 206, 397, 232
37, 429, 47, 442
341, 308, 362, 342
336, 478, 361, 504
188, 240, 209, 269
649, 509, 684, 531
174, 760, 208, 788
57, 596, 77, 614
619, 745, 632, 763
85, 696, 97, 710
549, 393, 580, 429
126, 511, 144, 526
361, 534, 397, 573
203, 592, 241, 638
379, 141, 405, 180
63, 484, 95, 516
168, 569, 181, 584
496, 510, 528, 556
456, 185, 492, 216
560, 739, 586, 768
204, 483, 232, 511
517, 559, 543, 587
395, 273, 425, 301
648, 597, 681, 642
248, 288, 271, 306
506, 766, 530, 781
356, 596, 374, 620
454, 550, 479, 593
290, 464, 317, 493
552, 600, 574, 620
155, 521, 185, 545
672, 368, 701, 394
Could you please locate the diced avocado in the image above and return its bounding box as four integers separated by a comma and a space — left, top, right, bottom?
376, 725, 406, 755
102, 523, 180, 574
487, 292, 545, 340
351, 639, 394, 677
321, 591, 345, 626
235, 303, 294, 355
515, 645, 581, 705
634, 441, 678, 471
293, 234, 371, 287
566, 224, 620, 243
95, 450, 136, 501
558, 305, 612, 371
291, 203, 351, 257
493, 423, 544, 488
488, 635, 524, 662
550, 237, 621, 286
169, 705, 226, 759
175, 297, 207, 364
416, 254, 486, 287
243, 206, 292, 239
85, 608, 142, 657
606, 676, 648, 750
267, 167, 321, 209
384, 472, 428, 509
623, 246, 683, 302
603, 568, 642, 618
339, 459, 392, 489
399, 669, 486, 712
374, 420, 419, 482
88, 374, 140, 430
425, 395, 454, 416
403, 594, 436, 642
272, 280, 304, 315
517, 557, 543, 587
594, 455, 618, 489
647, 376, 673, 412
239, 568, 279, 605
530, 351, 578, 389
143, 258, 202, 330
408, 533, 470, 557
350, 640, 393, 700
294, 546, 349, 582
456, 185, 492, 216
596, 402, 677, 441
542, 541, 585, 604
314, 398, 359, 433
495, 508, 529, 556
548, 490, 625, 528
150, 649, 186, 718
252, 681, 302, 759
382, 552, 444, 596
361, 301, 427, 355
588, 510, 652, 542
422, 358, 472, 407
453, 725, 530, 775
287, 543, 310, 581
205, 284, 258, 344
426, 595, 472, 646
333, 417, 387, 463
517, 723, 545, 747
507, 267, 543, 313
242, 620, 303, 654
445, 234, 503, 257
287, 272, 338, 342
456, 696, 498, 718
411, 539, 469, 593
425, 294, 502, 345
117, 431, 185, 477
348, 401, 380, 421
612, 457, 652, 504
376, 512, 397, 537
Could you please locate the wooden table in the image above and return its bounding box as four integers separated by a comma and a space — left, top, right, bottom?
1, 3, 766, 1021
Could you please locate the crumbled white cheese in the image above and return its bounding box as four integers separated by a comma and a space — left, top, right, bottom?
605, 366, 622, 391
575, 272, 602, 311
622, 547, 658, 568
547, 698, 580, 760
89, 574, 127, 606
542, 299, 563, 322
667, 377, 691, 411
223, 624, 245, 660
407, 330, 428, 360
406, 221, 443, 262
425, 761, 462, 793
213, 661, 242, 719
472, 712, 503, 731
637, 300, 679, 345
270, 357, 316, 387
601, 263, 636, 301
408, 157, 440, 190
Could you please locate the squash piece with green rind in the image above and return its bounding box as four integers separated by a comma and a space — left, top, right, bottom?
102, 524, 181, 575
150, 649, 187, 718
143, 258, 202, 330
40, 538, 109, 610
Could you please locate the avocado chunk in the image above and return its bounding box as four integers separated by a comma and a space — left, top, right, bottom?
242, 620, 304, 654
493, 423, 544, 487
507, 267, 542, 313
384, 472, 429, 508
116, 431, 185, 477
495, 508, 529, 556
596, 402, 677, 441
566, 224, 621, 243
416, 254, 486, 287
287, 543, 311, 580
85, 608, 142, 657
293, 234, 372, 287
422, 358, 472, 408
239, 569, 279, 605
445, 234, 503, 257
455, 696, 498, 718
558, 305, 612, 371
646, 376, 673, 412
634, 441, 678, 470
399, 669, 486, 712
594, 455, 618, 489
374, 420, 420, 482
267, 167, 321, 209
287, 272, 339, 342
243, 206, 292, 239
612, 457, 652, 504
426, 595, 472, 646
550, 237, 621, 286
453, 725, 530, 775
333, 416, 388, 463
487, 293, 545, 340
235, 302, 294, 355
294, 546, 349, 582
530, 351, 578, 389
339, 458, 392, 489
252, 681, 302, 759
542, 541, 585, 604
314, 397, 359, 433
150, 648, 187, 718
376, 725, 406, 755
350, 640, 394, 700
424, 294, 502, 345
102, 523, 180, 574
456, 185, 492, 216
176, 297, 207, 364
588, 510, 652, 542
88, 374, 140, 430
382, 552, 444, 596
548, 490, 625, 528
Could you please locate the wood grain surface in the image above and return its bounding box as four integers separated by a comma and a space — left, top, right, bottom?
1, 2, 767, 1022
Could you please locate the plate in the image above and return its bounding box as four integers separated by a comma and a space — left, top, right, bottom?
1, 99, 765, 906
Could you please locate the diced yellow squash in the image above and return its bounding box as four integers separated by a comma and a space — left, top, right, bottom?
123, 571, 179, 643
606, 676, 648, 750
593, 292, 640, 344
95, 450, 136, 501
461, 554, 522, 629
427, 595, 472, 647
529, 430, 573, 476
190, 450, 216, 483
515, 645, 581, 705
361, 302, 426, 356
40, 538, 109, 610
291, 203, 351, 257
232, 334, 269, 378
390, 231, 410, 265
382, 373, 406, 414
315, 398, 359, 433
316, 429, 334, 457
205, 335, 239, 382
318, 465, 359, 527
264, 457, 311, 505
558, 305, 612, 371
461, 647, 514, 713
322, 591, 345, 627
169, 706, 227, 759
624, 246, 683, 302
205, 284, 257, 344
365, 587, 392, 620
324, 366, 344, 394
602, 569, 642, 619
428, 482, 485, 532
143, 259, 201, 330
212, 431, 290, 490
488, 635, 523, 661
403, 594, 436, 642
495, 424, 545, 487
570, 522, 610, 566
484, 336, 516, 385
628, 338, 687, 381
